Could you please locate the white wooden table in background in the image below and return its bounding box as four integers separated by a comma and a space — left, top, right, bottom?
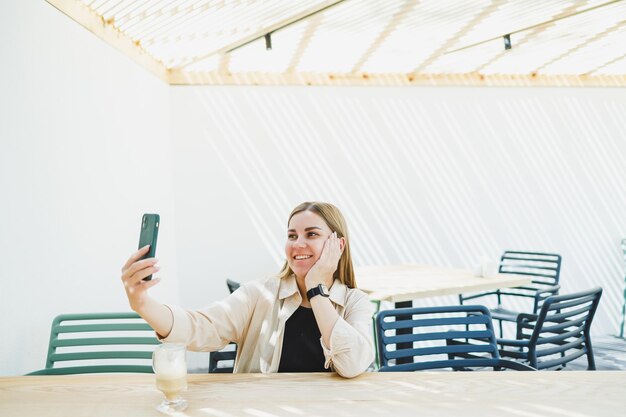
356, 264, 531, 303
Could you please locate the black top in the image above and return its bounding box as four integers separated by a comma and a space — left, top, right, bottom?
278, 306, 330, 373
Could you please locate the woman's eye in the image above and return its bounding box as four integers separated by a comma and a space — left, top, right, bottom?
288, 234, 297, 240
307, 232, 319, 237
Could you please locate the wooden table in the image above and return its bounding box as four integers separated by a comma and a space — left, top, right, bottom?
1, 372, 624, 417
356, 264, 532, 303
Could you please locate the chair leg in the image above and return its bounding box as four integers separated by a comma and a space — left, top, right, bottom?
498, 319, 504, 338
584, 330, 596, 370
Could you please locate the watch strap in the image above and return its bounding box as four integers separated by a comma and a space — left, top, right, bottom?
306, 284, 329, 301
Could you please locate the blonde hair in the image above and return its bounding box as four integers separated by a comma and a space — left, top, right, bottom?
278, 202, 356, 288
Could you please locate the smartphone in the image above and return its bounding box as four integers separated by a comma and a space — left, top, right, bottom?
138, 213, 160, 281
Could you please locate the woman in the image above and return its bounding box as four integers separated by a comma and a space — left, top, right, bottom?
121, 202, 374, 378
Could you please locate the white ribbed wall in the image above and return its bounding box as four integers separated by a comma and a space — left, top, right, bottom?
172, 86, 626, 338
0, 0, 179, 376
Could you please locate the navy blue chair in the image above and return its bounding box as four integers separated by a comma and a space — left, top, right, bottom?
208, 279, 241, 373
460, 251, 562, 337
375, 305, 535, 372
208, 343, 237, 373
226, 278, 241, 294
498, 287, 602, 370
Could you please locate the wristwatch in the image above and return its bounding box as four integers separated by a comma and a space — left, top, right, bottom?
306, 284, 330, 301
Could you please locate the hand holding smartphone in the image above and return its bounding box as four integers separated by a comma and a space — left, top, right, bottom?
138, 213, 160, 281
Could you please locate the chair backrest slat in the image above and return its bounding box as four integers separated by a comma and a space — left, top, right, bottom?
380, 315, 490, 330
541, 316, 586, 334
388, 343, 496, 360
50, 351, 154, 362
548, 295, 596, 311
534, 350, 586, 370
54, 323, 153, 334
535, 324, 586, 344
535, 338, 584, 358
52, 337, 160, 347
544, 304, 592, 323
385, 329, 493, 345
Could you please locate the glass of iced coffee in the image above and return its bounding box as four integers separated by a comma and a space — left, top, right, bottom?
152, 343, 188, 413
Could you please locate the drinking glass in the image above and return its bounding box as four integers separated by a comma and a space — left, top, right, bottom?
152, 343, 188, 413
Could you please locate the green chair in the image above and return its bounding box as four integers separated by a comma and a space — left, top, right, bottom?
619, 239, 626, 338
27, 312, 160, 375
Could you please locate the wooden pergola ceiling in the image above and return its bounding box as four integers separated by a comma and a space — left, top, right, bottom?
47, 0, 626, 86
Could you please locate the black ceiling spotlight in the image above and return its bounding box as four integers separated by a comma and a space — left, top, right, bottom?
265, 33, 272, 51
503, 34, 512, 50
222, 2, 347, 57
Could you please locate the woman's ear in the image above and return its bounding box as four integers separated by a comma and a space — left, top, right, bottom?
339, 237, 346, 252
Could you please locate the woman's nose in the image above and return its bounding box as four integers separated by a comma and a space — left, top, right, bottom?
293, 238, 307, 247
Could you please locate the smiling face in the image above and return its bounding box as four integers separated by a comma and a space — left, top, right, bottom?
285, 210, 333, 280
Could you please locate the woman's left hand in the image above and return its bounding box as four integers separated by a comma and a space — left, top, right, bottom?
305, 232, 344, 289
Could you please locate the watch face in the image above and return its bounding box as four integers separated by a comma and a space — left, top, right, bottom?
320, 284, 330, 297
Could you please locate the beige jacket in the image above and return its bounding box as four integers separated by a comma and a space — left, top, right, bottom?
163, 274, 375, 378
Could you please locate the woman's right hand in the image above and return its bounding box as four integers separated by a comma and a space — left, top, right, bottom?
121, 245, 161, 312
